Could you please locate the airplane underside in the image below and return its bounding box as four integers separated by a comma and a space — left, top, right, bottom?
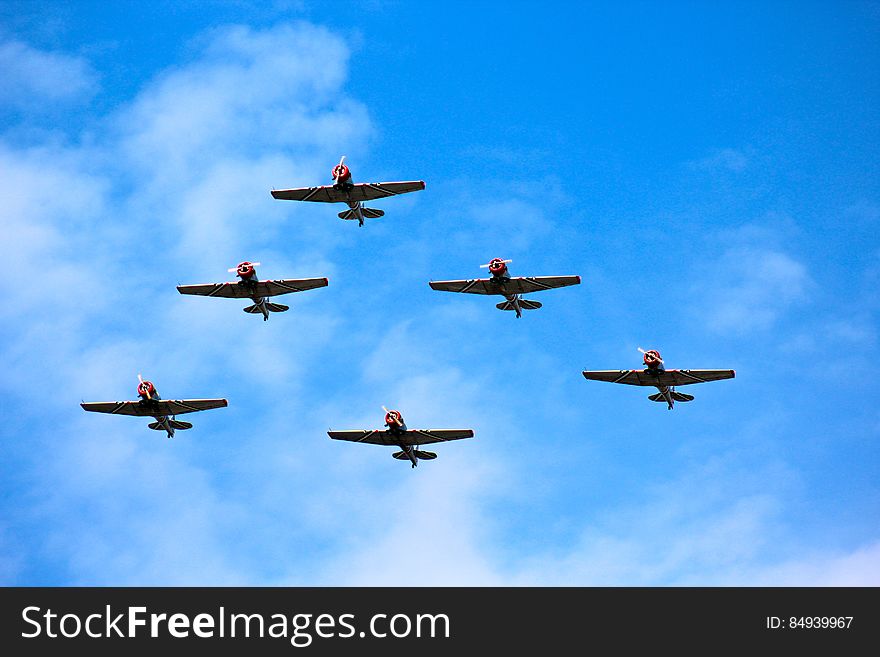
338, 201, 384, 226
148, 417, 193, 438
243, 298, 289, 321
496, 295, 542, 318
648, 387, 695, 410
391, 445, 438, 468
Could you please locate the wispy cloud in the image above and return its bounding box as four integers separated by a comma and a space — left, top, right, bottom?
691, 240, 811, 334
0, 39, 98, 108
730, 541, 880, 586
1, 18, 877, 589
0, 22, 371, 585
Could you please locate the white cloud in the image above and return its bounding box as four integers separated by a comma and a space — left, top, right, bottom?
0, 23, 371, 584
0, 524, 23, 583
692, 247, 811, 334
479, 449, 879, 586
116, 23, 368, 191
45, 419, 252, 585
469, 198, 553, 252
0, 39, 97, 108
311, 454, 505, 586
2, 24, 876, 590
507, 454, 787, 585
732, 541, 880, 586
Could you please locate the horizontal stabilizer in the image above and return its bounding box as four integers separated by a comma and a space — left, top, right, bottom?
148, 420, 193, 430
243, 304, 263, 314
265, 302, 289, 313
392, 450, 438, 461
648, 392, 694, 403
338, 207, 385, 221
496, 299, 542, 311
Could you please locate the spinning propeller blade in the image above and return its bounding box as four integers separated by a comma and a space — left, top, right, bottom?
228, 262, 261, 273
137, 373, 153, 399
638, 347, 664, 364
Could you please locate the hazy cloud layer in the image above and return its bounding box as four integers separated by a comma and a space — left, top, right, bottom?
0, 38, 98, 108
1, 23, 877, 587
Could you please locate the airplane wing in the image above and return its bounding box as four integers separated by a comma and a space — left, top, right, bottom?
271, 181, 425, 203
271, 185, 343, 202
429, 279, 498, 295
327, 429, 474, 446
510, 276, 581, 294
429, 275, 580, 295
177, 278, 328, 299
81, 399, 228, 416
345, 181, 425, 201
258, 278, 328, 296
581, 369, 736, 387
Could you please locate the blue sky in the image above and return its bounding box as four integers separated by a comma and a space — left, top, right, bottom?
1, 1, 878, 585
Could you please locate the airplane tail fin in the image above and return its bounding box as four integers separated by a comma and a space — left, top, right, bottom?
648, 392, 694, 403
243, 304, 263, 314
147, 421, 165, 431
495, 299, 542, 311
338, 207, 384, 220
392, 451, 409, 460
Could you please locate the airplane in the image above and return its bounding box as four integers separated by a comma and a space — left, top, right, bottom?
328, 407, 474, 468
428, 258, 581, 318
176, 261, 328, 321
80, 375, 228, 438
581, 348, 736, 410
270, 156, 426, 226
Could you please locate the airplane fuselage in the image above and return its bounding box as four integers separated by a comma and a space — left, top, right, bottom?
138, 392, 176, 438
236, 274, 270, 320
332, 180, 367, 225
386, 415, 420, 467
644, 362, 675, 409
397, 443, 418, 467
488, 269, 524, 317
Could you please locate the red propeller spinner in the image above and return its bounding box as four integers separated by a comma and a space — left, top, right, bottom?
481, 258, 512, 276
383, 406, 404, 429
332, 155, 351, 184
137, 374, 155, 399
640, 348, 663, 368
229, 261, 260, 279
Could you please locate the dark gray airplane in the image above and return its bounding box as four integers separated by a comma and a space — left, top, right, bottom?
176, 261, 328, 321
582, 348, 736, 410
328, 407, 474, 468
429, 258, 581, 318
270, 156, 425, 226
81, 375, 227, 438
